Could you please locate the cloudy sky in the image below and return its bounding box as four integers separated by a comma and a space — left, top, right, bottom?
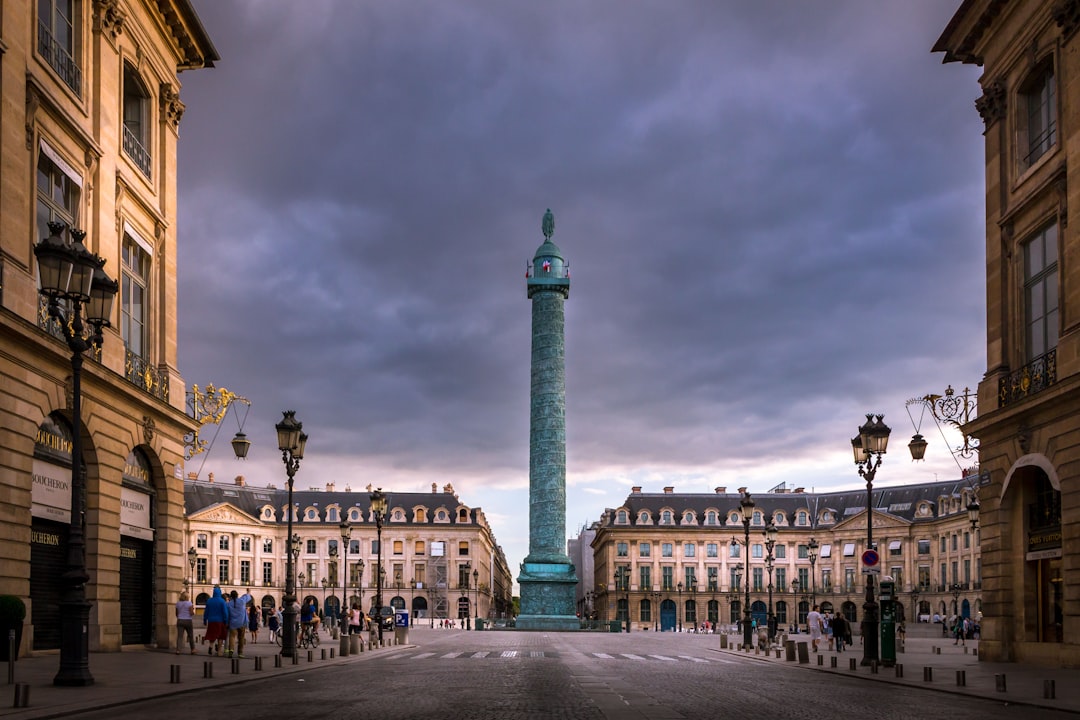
176, 0, 985, 582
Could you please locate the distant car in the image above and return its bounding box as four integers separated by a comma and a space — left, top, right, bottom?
368, 607, 395, 631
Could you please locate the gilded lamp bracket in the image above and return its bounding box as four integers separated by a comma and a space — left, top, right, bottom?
905, 385, 979, 464
183, 383, 252, 461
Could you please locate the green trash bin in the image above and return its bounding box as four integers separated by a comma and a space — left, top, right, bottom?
475, 618, 484, 631
609, 620, 621, 633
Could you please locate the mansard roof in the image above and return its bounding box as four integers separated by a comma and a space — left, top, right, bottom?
605, 478, 976, 529
184, 481, 480, 526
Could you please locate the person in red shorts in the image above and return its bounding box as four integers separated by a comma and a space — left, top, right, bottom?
202, 586, 229, 655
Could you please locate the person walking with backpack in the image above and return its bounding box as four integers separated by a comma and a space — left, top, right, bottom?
203, 586, 229, 656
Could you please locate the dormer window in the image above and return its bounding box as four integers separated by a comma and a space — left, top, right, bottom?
616, 510, 629, 524
705, 510, 718, 525
638, 511, 651, 524
683, 511, 695, 525
661, 510, 673, 525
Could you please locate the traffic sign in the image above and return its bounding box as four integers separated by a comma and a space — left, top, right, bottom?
861, 549, 879, 567
861, 567, 881, 575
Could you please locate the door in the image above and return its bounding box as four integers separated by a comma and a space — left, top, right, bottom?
660, 599, 677, 631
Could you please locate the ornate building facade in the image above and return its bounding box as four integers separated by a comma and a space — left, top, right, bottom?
935, 0, 1074, 666
0, 1, 215, 655
590, 481, 981, 633
184, 476, 514, 624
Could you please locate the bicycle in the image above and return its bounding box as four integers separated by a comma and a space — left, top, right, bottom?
298, 623, 320, 649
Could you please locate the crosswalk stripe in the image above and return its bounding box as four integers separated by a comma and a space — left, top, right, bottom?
648, 655, 678, 662
593, 653, 615, 659
471, 652, 489, 658
678, 655, 708, 663
621, 654, 646, 660
412, 652, 435, 659
501, 650, 517, 658
441, 652, 463, 659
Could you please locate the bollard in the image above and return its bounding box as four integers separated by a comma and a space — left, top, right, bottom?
321, 649, 327, 660
995, 674, 1007, 692
330, 648, 335, 659
254, 657, 263, 671
350, 634, 360, 655
870, 661, 878, 675
796, 642, 809, 665
231, 658, 240, 675
784, 640, 796, 662
816, 654, 823, 666
830, 656, 837, 669
204, 661, 213, 679
933, 646, 940, 655
720, 634, 728, 649
274, 654, 282, 668
849, 658, 857, 671
964, 647, 969, 655
169, 664, 181, 684
956, 670, 966, 687
1044, 680, 1056, 699
895, 664, 903, 678
12, 682, 29, 708
923, 667, 933, 683
292, 653, 299, 665
775, 649, 781, 659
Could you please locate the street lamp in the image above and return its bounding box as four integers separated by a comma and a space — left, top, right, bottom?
187, 547, 197, 592
370, 488, 388, 645
614, 567, 630, 633
339, 520, 351, 645
472, 568, 479, 629
763, 518, 778, 644
651, 590, 661, 631
739, 491, 755, 650
951, 583, 962, 618
36, 222, 118, 686
428, 586, 436, 628
791, 578, 800, 629
355, 558, 365, 610
852, 412, 891, 667
677, 582, 683, 633
911, 588, 920, 624
807, 537, 819, 607
275, 410, 307, 659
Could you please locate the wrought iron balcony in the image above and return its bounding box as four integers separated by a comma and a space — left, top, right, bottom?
125, 348, 169, 401
999, 348, 1056, 407
37, 21, 81, 96
123, 124, 152, 179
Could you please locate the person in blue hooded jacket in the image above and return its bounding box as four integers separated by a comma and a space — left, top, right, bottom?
203, 586, 229, 656
226, 588, 253, 658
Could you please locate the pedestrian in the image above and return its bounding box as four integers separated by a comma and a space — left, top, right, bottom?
267, 607, 280, 643
953, 617, 966, 646
226, 588, 253, 658
349, 604, 362, 635
831, 613, 849, 653
824, 612, 834, 651
248, 603, 260, 643
897, 620, 906, 646
175, 591, 196, 655
806, 604, 825, 652
203, 586, 228, 656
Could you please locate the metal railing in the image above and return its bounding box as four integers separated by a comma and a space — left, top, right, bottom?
123, 124, 152, 179
125, 348, 169, 401
38, 21, 81, 96
999, 348, 1056, 406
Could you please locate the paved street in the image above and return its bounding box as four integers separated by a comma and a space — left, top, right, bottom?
32, 628, 1073, 720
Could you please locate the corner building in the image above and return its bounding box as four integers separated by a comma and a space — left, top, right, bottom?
184, 477, 515, 624
0, 1, 216, 655
936, 0, 1076, 666
591, 482, 982, 633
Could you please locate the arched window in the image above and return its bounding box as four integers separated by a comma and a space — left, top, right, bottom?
122, 63, 152, 177
616, 510, 629, 524
1018, 58, 1056, 172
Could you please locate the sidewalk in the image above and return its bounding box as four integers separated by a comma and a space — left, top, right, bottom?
0, 629, 408, 720
715, 628, 1079, 715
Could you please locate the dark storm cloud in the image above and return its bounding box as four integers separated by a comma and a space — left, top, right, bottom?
177, 1, 985, 565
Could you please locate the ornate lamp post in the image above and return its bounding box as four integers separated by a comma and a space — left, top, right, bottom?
733, 562, 744, 631
911, 588, 920, 624
690, 581, 697, 631
298, 572, 305, 590
428, 586, 436, 628
791, 578, 800, 629
461, 562, 471, 630
275, 411, 307, 659
951, 583, 962, 618
763, 518, 778, 643
614, 567, 630, 633
739, 491, 755, 649
355, 558, 365, 610
677, 582, 683, 633
187, 547, 197, 593
807, 537, 819, 607
472, 568, 479, 629
36, 222, 118, 686
370, 488, 388, 644
651, 590, 661, 631
852, 413, 891, 666
339, 520, 351, 644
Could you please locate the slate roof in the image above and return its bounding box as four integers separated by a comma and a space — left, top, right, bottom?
184, 481, 479, 526
606, 478, 976, 529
